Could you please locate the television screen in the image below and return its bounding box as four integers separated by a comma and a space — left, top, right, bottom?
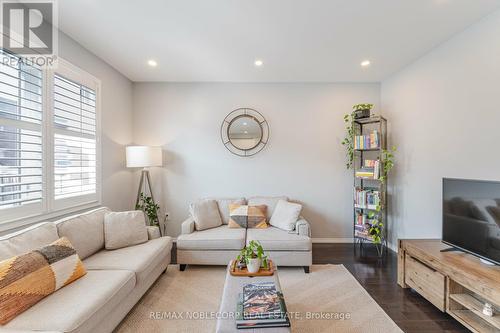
443, 178, 500, 265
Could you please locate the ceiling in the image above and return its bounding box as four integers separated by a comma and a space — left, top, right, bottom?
58, 0, 500, 82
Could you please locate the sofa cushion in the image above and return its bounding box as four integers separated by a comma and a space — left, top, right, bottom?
84, 237, 172, 283
55, 207, 111, 259
177, 225, 246, 250
4, 270, 135, 333
269, 200, 302, 231
190, 199, 223, 231
0, 237, 87, 325
210, 197, 246, 224
246, 227, 311, 251
228, 204, 268, 229
0, 222, 59, 261
247, 196, 288, 220
104, 211, 148, 250
228, 203, 247, 228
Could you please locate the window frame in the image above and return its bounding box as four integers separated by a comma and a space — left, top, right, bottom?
0, 57, 102, 230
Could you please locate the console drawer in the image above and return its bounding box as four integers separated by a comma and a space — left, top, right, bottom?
405, 254, 446, 311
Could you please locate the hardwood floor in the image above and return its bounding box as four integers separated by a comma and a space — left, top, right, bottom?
313, 243, 468, 333
171, 242, 468, 332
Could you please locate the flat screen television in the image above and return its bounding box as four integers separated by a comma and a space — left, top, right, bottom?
442, 178, 500, 265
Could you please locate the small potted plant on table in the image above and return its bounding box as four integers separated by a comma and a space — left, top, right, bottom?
237, 240, 268, 274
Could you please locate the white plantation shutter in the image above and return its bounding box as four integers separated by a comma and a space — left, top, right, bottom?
0, 50, 44, 215
0, 55, 100, 224
53, 73, 98, 202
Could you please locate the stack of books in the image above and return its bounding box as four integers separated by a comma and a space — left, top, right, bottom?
354, 130, 380, 150
355, 159, 380, 179
354, 188, 380, 209
236, 282, 290, 329
354, 213, 376, 240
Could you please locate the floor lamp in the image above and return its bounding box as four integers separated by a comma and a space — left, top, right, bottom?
126, 146, 162, 223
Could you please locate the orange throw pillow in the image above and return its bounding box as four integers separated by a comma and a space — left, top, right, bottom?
228, 204, 268, 229
0, 237, 86, 324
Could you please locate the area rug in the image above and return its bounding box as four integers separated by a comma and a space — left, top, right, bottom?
115, 264, 403, 333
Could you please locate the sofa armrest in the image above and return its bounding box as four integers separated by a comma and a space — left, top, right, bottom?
147, 226, 161, 239
295, 217, 311, 237
181, 216, 195, 234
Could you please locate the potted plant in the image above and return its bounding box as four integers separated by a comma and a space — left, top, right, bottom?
367, 207, 383, 244
237, 240, 268, 274
135, 192, 161, 229
352, 103, 373, 119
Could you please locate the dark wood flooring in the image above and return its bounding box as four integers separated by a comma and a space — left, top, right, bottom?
313, 243, 468, 333
171, 243, 468, 333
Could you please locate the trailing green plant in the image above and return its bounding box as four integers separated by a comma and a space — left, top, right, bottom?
380, 146, 396, 183
341, 111, 355, 169
367, 206, 383, 244
352, 103, 374, 111
237, 240, 269, 269
135, 192, 160, 226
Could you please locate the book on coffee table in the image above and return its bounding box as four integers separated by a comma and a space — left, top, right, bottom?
242, 282, 282, 320
235, 282, 290, 329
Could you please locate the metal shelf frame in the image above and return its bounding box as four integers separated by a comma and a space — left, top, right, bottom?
352, 116, 388, 257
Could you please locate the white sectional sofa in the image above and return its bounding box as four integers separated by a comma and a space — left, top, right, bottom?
0, 207, 173, 333
176, 196, 312, 273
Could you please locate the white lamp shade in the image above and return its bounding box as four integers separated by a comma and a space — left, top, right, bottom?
126, 146, 162, 168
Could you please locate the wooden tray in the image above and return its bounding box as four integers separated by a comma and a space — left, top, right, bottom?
229, 259, 275, 277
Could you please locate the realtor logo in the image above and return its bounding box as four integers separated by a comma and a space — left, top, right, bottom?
0, 0, 57, 57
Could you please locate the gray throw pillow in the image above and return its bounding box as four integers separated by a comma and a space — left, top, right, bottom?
104, 211, 148, 250
190, 199, 223, 231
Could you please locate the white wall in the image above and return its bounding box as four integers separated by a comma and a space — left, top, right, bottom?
132, 83, 380, 238
59, 32, 134, 211
381, 11, 500, 248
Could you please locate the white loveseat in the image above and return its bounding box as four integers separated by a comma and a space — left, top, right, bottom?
0, 207, 173, 333
176, 196, 312, 273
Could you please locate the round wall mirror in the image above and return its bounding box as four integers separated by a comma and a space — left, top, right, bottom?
221, 108, 269, 157
228, 115, 262, 150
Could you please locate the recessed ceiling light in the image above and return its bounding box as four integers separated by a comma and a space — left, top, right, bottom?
147, 59, 158, 67
254, 59, 263, 67
243, 122, 248, 126
244, 130, 248, 134
361, 60, 371, 67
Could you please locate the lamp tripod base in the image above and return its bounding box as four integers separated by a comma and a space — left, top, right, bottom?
135, 169, 162, 234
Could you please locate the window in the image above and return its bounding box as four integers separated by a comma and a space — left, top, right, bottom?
53, 74, 97, 202
0, 53, 100, 224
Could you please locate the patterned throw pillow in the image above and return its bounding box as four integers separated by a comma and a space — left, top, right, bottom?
228, 204, 268, 229
0, 237, 86, 324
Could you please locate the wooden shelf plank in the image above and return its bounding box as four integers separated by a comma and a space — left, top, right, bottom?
449, 310, 497, 333
450, 293, 500, 329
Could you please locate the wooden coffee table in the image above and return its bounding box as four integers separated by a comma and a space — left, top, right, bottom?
216, 263, 291, 333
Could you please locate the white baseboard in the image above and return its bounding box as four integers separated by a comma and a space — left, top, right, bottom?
312, 238, 354, 243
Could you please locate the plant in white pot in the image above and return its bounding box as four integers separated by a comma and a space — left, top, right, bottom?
237, 240, 268, 274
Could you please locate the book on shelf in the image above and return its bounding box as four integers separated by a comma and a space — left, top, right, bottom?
354, 188, 380, 209
354, 130, 380, 150
354, 211, 379, 240
355, 160, 380, 179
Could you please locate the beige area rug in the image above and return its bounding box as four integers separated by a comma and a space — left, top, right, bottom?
115, 264, 403, 333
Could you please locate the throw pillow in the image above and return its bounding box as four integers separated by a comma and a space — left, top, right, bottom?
269, 199, 303, 231
104, 210, 148, 250
486, 206, 500, 227
228, 204, 268, 229
190, 199, 223, 231
247, 205, 268, 229
0, 237, 86, 324
228, 204, 248, 228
